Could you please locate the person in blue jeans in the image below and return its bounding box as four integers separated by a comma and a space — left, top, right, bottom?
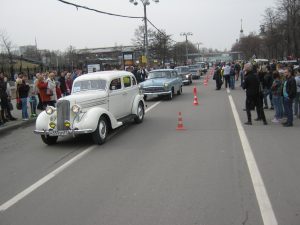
229, 66, 235, 89
271, 71, 283, 123
17, 75, 30, 121
294, 68, 300, 118
282, 67, 297, 127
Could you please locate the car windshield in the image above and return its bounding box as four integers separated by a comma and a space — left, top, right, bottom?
148, 71, 171, 79
73, 79, 107, 93
175, 67, 189, 73
189, 65, 201, 70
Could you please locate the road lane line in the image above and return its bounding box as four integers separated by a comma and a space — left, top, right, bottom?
0, 101, 162, 213
0, 146, 95, 212
228, 94, 278, 225
145, 101, 161, 113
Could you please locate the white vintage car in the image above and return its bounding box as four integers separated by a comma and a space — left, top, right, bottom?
34, 71, 145, 145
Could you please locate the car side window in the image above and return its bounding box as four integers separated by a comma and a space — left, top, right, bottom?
110, 78, 122, 90
123, 76, 131, 88
172, 71, 178, 78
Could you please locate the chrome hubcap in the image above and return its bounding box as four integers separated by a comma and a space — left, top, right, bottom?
99, 120, 106, 139
138, 105, 144, 119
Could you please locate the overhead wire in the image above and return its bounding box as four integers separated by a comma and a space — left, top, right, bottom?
57, 0, 143, 19
56, 0, 177, 43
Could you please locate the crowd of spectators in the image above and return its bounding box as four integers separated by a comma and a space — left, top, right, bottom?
214, 60, 300, 127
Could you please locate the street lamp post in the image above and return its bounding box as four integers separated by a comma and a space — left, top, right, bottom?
196, 42, 202, 62
130, 0, 159, 65
180, 32, 193, 64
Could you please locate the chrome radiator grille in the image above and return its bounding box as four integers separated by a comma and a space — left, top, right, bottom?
56, 100, 70, 130
143, 87, 165, 93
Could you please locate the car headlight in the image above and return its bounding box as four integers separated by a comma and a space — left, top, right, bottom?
46, 106, 55, 115
164, 83, 169, 87
49, 121, 56, 129
186, 75, 189, 78
64, 120, 71, 128
72, 104, 81, 113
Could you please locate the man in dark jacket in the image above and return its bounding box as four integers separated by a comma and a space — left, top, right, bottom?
0, 72, 17, 123
58, 71, 67, 96
213, 66, 222, 90
282, 67, 297, 127
243, 63, 267, 125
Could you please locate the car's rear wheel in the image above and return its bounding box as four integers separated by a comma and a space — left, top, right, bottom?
41, 135, 58, 145
134, 102, 144, 124
92, 116, 108, 145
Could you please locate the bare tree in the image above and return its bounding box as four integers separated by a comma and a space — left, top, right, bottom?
277, 0, 300, 57
0, 30, 14, 65
132, 25, 155, 53
149, 30, 174, 65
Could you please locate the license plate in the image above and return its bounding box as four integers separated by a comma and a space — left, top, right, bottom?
48, 130, 70, 136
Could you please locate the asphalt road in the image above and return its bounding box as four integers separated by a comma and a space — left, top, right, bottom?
0, 74, 299, 225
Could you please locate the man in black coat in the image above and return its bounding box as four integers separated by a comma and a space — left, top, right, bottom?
242, 63, 267, 125
213, 66, 222, 90
282, 67, 297, 127
58, 71, 67, 96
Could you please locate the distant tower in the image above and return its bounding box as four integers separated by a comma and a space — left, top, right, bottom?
240, 19, 244, 39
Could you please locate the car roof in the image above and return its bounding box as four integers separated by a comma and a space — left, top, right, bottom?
149, 69, 174, 72
174, 66, 189, 69
75, 70, 134, 82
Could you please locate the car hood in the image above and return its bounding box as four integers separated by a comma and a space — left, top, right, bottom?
178, 72, 191, 76
140, 78, 171, 87
58, 91, 108, 107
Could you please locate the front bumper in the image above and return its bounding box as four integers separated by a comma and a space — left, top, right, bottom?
182, 79, 191, 84
34, 129, 93, 137
143, 91, 171, 96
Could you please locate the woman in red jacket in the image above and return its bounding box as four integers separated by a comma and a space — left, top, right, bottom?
36, 74, 50, 110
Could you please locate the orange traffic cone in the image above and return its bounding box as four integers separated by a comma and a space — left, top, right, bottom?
176, 112, 186, 130
193, 95, 199, 106
193, 86, 197, 95
204, 79, 208, 86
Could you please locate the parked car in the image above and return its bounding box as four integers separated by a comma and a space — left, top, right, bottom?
188, 64, 202, 79
174, 66, 192, 85
139, 69, 183, 100
34, 71, 145, 145
196, 62, 208, 73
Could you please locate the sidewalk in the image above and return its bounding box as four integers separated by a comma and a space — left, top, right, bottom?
0, 98, 41, 133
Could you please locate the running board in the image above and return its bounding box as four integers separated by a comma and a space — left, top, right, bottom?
117, 114, 136, 123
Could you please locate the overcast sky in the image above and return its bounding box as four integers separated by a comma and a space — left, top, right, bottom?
0, 0, 275, 52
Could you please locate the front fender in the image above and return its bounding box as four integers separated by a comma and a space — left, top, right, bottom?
131, 95, 145, 115
75, 107, 122, 131
35, 111, 53, 130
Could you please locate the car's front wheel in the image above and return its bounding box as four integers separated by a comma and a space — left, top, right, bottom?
41, 135, 58, 145
92, 116, 108, 145
134, 102, 144, 124
167, 90, 173, 100
177, 86, 182, 95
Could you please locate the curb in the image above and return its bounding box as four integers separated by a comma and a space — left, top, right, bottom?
0, 119, 36, 134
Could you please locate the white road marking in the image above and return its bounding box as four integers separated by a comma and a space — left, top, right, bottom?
226, 88, 230, 94
145, 101, 161, 113
0, 101, 162, 212
228, 94, 278, 225
0, 145, 95, 212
